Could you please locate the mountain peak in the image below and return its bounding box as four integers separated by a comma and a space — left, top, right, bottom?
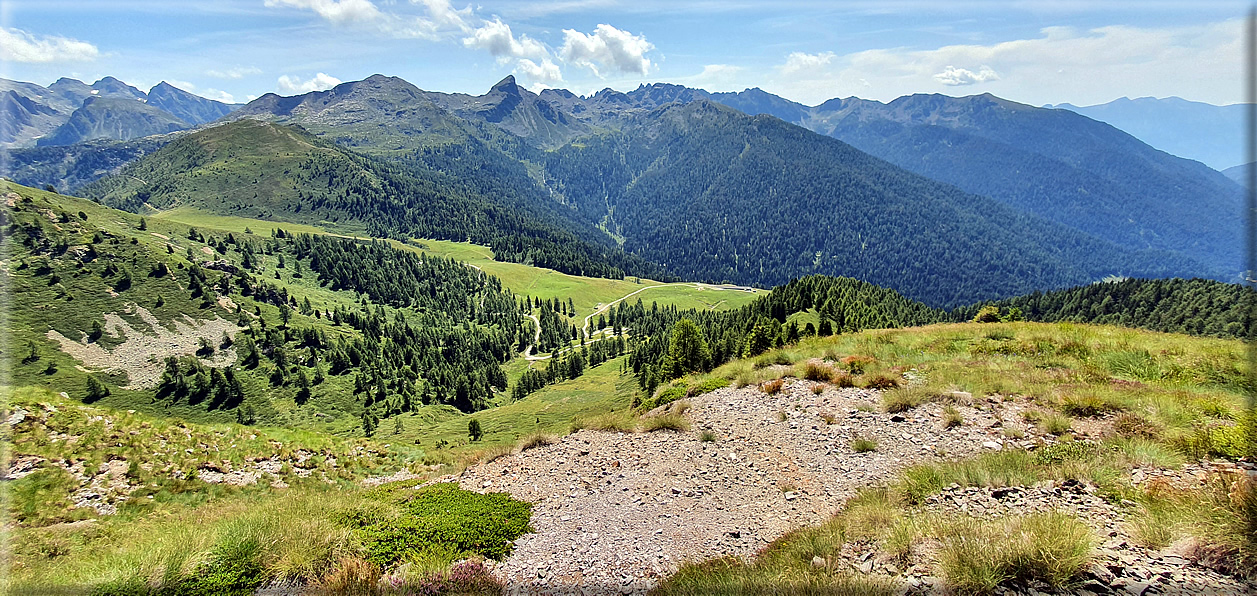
491, 75, 520, 94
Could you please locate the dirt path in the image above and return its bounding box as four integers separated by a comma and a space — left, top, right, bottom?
453, 379, 1032, 594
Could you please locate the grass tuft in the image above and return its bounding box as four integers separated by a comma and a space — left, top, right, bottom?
643, 413, 690, 433
852, 437, 878, 453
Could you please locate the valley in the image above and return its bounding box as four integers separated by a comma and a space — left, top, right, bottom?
1, 65, 1254, 596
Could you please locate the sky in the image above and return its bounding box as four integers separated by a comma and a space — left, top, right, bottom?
0, 0, 1249, 107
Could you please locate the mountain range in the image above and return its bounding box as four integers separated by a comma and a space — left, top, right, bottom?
0, 76, 237, 148
3, 72, 1244, 307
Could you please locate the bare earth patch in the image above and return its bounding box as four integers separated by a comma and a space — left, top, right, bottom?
47, 303, 239, 389
453, 380, 1021, 594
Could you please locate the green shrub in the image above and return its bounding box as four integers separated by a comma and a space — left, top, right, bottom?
1033, 441, 1101, 466
971, 305, 1001, 323
352, 482, 532, 566
688, 377, 731, 396
654, 385, 688, 409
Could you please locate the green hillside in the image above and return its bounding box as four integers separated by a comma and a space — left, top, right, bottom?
81, 119, 668, 281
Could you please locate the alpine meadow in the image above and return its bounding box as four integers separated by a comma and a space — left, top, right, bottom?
2, 2, 1256, 595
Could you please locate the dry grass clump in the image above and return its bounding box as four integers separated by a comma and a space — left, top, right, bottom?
761, 378, 785, 395
852, 437, 878, 453
811, 384, 826, 395
936, 512, 1094, 593
315, 556, 382, 595
1059, 393, 1127, 417
831, 372, 856, 388
862, 375, 900, 390
801, 360, 838, 382
942, 405, 964, 429
517, 432, 557, 452
1111, 412, 1161, 440
569, 411, 636, 433
642, 413, 690, 433
840, 355, 875, 374
1039, 411, 1073, 436
882, 387, 931, 413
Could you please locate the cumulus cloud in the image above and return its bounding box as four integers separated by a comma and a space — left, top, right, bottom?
0, 27, 99, 63
516, 58, 563, 85
206, 66, 263, 79
766, 19, 1242, 106
778, 51, 834, 75
263, 0, 382, 24
277, 72, 342, 94
560, 24, 653, 76
463, 18, 548, 61
932, 65, 999, 86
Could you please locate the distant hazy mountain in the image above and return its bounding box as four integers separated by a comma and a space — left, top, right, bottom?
1223, 162, 1250, 187
0, 76, 233, 149
146, 81, 236, 125
1046, 97, 1243, 171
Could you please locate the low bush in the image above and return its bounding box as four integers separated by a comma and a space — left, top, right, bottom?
352, 482, 532, 566
840, 355, 875, 374
831, 372, 856, 388
687, 378, 730, 396
761, 379, 784, 395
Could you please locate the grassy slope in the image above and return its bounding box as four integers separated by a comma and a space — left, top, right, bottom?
655, 321, 1256, 593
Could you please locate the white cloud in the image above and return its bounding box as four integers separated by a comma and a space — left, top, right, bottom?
201, 89, 237, 103
560, 24, 653, 76
516, 58, 563, 85
766, 19, 1243, 106
778, 51, 834, 75
277, 72, 342, 94
411, 0, 472, 32
263, 0, 383, 24
463, 18, 548, 61
933, 65, 999, 86
206, 66, 263, 79
0, 27, 99, 63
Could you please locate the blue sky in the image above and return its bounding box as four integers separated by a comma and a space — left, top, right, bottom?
0, 0, 1248, 107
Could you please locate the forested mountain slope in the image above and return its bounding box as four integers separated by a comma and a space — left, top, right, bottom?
81, 119, 666, 280
541, 100, 1206, 307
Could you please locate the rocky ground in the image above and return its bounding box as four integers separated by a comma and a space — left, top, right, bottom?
446, 379, 1256, 595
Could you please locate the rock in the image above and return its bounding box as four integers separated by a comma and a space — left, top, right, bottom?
983, 441, 1002, 450
890, 415, 906, 423
948, 391, 973, 401
811, 555, 825, 568
784, 491, 798, 501
1124, 580, 1153, 595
